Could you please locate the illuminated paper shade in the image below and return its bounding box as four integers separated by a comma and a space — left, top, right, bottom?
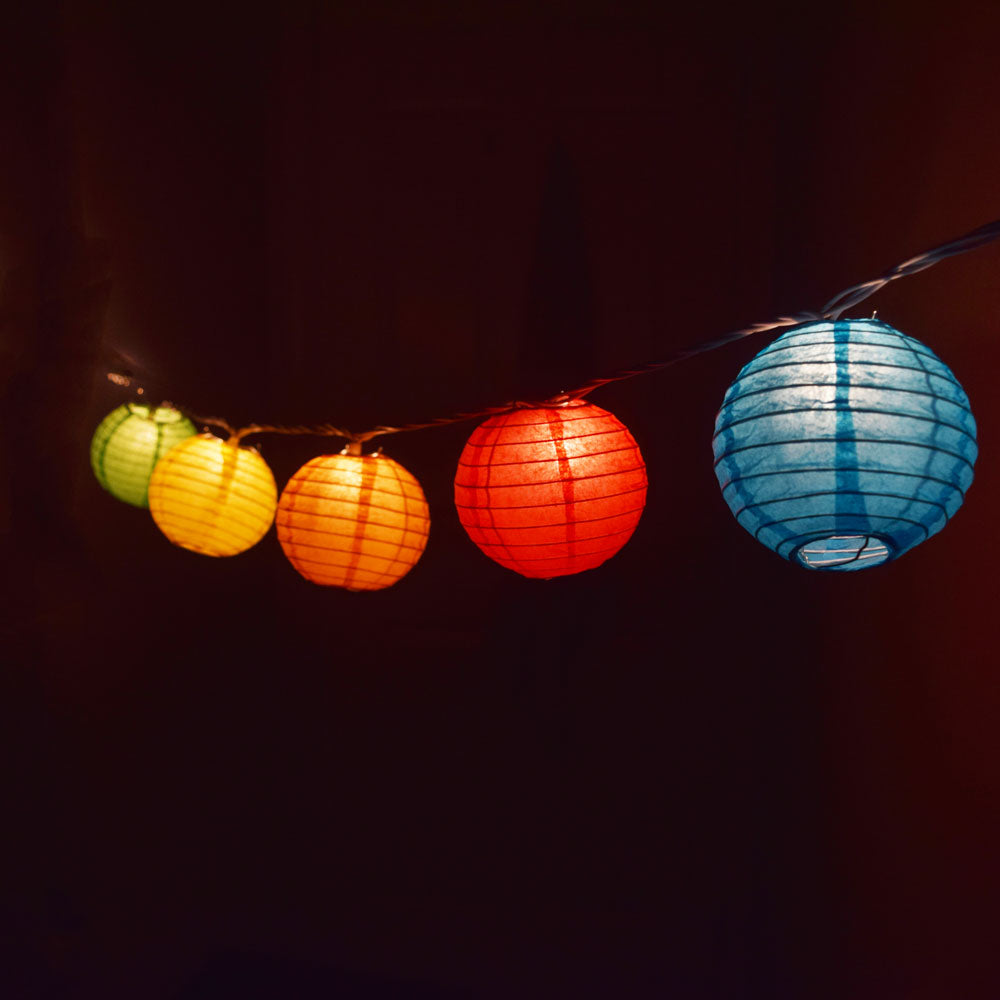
454, 401, 647, 579
90, 403, 196, 507
713, 318, 977, 570
277, 452, 430, 591
148, 434, 277, 557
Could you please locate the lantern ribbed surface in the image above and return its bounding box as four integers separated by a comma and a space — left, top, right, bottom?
454, 401, 647, 579
148, 434, 277, 557
277, 452, 430, 591
90, 403, 196, 507
713, 318, 977, 571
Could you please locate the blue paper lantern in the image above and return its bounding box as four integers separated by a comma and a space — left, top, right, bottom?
713, 318, 977, 571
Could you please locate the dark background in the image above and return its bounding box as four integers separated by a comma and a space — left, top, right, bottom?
5, 1, 1000, 996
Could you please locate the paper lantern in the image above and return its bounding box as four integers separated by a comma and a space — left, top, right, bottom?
277, 451, 430, 591
454, 401, 647, 579
148, 433, 277, 557
90, 402, 196, 507
713, 318, 977, 571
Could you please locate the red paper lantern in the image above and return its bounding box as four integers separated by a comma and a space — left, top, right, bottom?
454, 401, 647, 579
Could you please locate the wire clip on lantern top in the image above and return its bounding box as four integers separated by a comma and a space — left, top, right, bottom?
105, 216, 1000, 446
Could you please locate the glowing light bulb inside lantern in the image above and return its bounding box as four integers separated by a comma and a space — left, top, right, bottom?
90, 402, 197, 508
148, 433, 277, 557
454, 400, 647, 579
277, 445, 430, 591
713, 318, 977, 570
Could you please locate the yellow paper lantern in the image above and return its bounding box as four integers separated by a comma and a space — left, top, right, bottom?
277, 451, 430, 591
148, 433, 277, 557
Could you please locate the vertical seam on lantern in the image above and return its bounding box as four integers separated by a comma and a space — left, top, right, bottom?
834, 321, 862, 537
95, 407, 134, 488
545, 408, 577, 566
342, 456, 377, 590
199, 440, 236, 551
721, 333, 827, 554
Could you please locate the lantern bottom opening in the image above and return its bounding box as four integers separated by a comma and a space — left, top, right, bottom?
794, 534, 892, 572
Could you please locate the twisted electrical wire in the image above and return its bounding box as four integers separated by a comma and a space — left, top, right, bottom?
107, 216, 1000, 444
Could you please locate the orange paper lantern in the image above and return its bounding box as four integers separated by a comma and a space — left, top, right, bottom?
454, 401, 647, 579
277, 451, 430, 591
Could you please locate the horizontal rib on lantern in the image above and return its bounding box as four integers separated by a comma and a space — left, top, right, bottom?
277, 453, 430, 591
455, 402, 647, 579
148, 434, 278, 557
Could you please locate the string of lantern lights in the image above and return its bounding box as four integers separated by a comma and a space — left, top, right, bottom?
92, 217, 999, 587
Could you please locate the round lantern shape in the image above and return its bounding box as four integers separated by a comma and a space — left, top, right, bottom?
713, 318, 977, 571
148, 433, 277, 557
277, 450, 430, 591
454, 401, 647, 579
90, 402, 196, 507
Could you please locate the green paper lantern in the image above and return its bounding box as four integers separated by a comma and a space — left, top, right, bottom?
90, 403, 197, 508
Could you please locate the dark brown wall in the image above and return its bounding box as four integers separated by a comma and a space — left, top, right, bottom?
5, 2, 1000, 997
